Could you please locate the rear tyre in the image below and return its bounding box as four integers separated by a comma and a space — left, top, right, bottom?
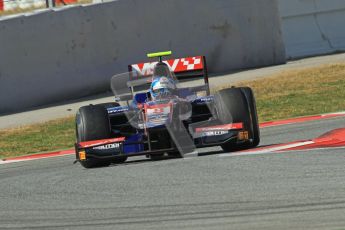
76, 105, 112, 168
215, 87, 260, 152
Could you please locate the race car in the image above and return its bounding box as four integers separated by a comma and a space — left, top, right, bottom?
75, 51, 260, 168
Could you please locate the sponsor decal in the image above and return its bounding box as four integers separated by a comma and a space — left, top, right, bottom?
78, 137, 125, 149
146, 113, 170, 125
146, 106, 170, 115
154, 108, 164, 113
144, 103, 172, 126
195, 123, 243, 133
203, 130, 229, 137
193, 96, 214, 104
107, 106, 129, 114
93, 143, 120, 150
131, 56, 204, 76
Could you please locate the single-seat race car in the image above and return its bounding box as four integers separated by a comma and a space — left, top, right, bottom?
75, 51, 260, 168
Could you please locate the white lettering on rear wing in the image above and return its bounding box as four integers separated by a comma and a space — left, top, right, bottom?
129, 56, 204, 76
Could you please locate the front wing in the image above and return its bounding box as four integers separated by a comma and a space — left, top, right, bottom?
75, 122, 249, 162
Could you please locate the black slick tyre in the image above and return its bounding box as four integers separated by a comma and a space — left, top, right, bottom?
76, 105, 112, 168
215, 87, 260, 152
240, 87, 260, 147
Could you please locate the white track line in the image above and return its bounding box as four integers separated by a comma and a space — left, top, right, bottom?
323, 111, 345, 116
277, 145, 345, 153
219, 141, 315, 157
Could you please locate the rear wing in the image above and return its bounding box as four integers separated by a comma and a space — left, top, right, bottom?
128, 55, 210, 94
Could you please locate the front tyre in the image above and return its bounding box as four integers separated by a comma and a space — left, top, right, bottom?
215, 87, 260, 152
76, 105, 112, 168
241, 87, 260, 147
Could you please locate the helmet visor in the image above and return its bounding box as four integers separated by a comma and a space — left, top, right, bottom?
152, 88, 172, 98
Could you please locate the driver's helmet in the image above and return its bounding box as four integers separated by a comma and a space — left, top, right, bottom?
150, 76, 176, 100
149, 62, 177, 100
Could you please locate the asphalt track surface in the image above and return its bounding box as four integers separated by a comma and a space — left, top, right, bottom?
0, 116, 345, 229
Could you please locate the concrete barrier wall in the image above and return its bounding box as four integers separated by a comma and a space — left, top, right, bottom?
0, 0, 285, 114
279, 0, 345, 59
